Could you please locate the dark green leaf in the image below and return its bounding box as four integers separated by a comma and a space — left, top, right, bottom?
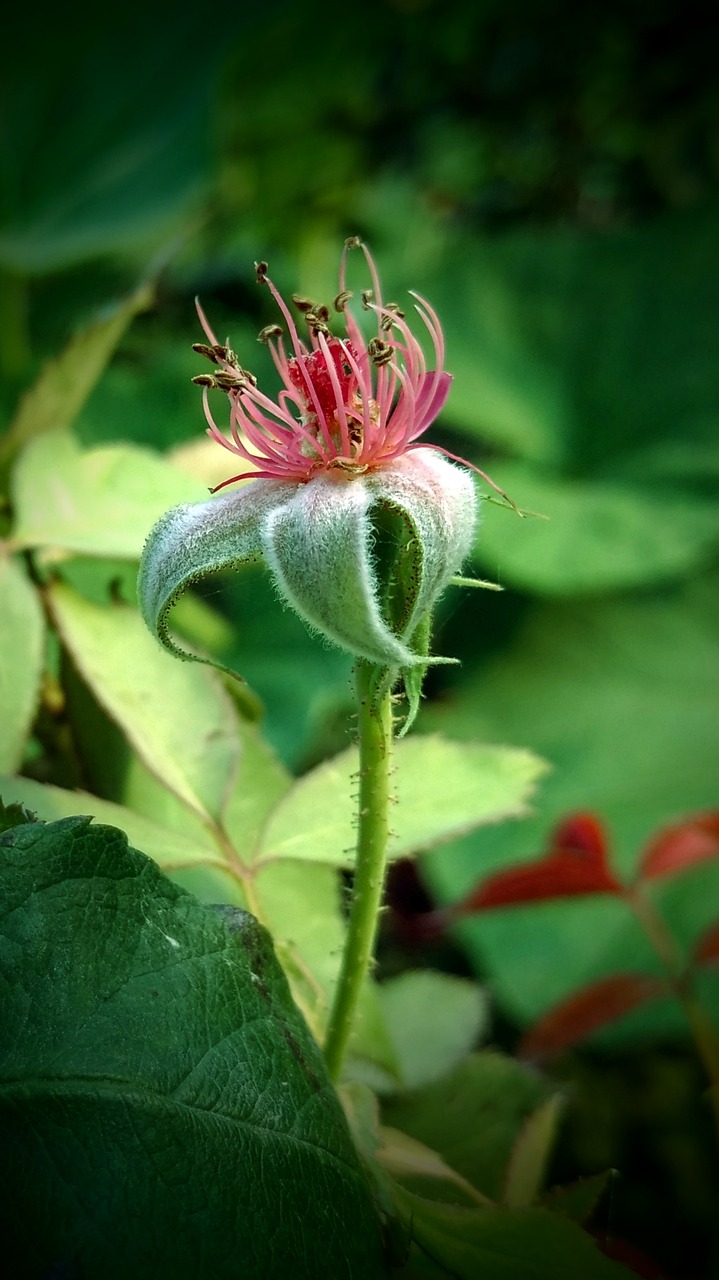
0, 816, 386, 1278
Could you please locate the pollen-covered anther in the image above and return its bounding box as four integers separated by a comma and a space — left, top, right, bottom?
361, 289, 375, 310
255, 261, 269, 283
192, 342, 221, 364
213, 344, 239, 366
292, 295, 315, 314
214, 369, 257, 393
305, 304, 331, 336
191, 373, 217, 387
380, 303, 406, 332
258, 324, 284, 344
333, 290, 353, 312
368, 336, 393, 367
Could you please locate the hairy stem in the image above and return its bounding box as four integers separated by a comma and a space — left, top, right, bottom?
323, 660, 393, 1082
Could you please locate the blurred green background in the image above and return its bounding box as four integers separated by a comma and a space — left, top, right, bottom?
2, 2, 719, 1267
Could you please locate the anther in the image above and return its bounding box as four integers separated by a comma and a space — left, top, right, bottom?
368, 336, 393, 367
291, 295, 315, 313
380, 302, 406, 332
255, 261, 269, 283
344, 235, 362, 250
333, 290, 353, 311
257, 324, 284, 344
191, 374, 217, 387
192, 343, 220, 364
215, 370, 257, 392
361, 289, 375, 309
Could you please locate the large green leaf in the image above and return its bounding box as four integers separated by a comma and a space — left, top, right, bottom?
0, 557, 44, 772
258, 736, 547, 868
49, 582, 242, 823
0, 815, 386, 1278
10, 430, 202, 559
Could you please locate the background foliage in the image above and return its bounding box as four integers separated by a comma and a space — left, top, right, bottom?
1, 0, 718, 1275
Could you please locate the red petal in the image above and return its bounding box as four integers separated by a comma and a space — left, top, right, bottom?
455, 812, 622, 914
519, 974, 670, 1061
639, 812, 719, 881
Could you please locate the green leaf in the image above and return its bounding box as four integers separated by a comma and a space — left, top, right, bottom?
0, 815, 386, 1278
502, 1094, 565, 1207
0, 798, 37, 833
258, 736, 547, 868
0, 774, 225, 872
0, 556, 44, 772
472, 465, 719, 596
422, 210, 719, 593
0, 10, 236, 275
49, 582, 242, 823
0, 284, 152, 469
137, 480, 285, 669
10, 430, 203, 559
378, 972, 488, 1091
382, 1053, 550, 1203
390, 1188, 633, 1280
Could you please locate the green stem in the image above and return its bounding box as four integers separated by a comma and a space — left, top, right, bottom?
323, 660, 393, 1082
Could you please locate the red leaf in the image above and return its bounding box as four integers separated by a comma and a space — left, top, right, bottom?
519, 973, 670, 1061
639, 811, 719, 881
692, 920, 719, 968
454, 812, 622, 914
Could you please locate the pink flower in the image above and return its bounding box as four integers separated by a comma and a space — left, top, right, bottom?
192, 237, 456, 491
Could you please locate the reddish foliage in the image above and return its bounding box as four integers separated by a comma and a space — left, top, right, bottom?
639, 812, 719, 882
453, 812, 623, 915
593, 1233, 671, 1280
519, 973, 670, 1061
692, 920, 719, 968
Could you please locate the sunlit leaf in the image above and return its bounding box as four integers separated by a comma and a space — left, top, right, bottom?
0, 773, 224, 872
0, 557, 44, 772
258, 736, 547, 868
48, 582, 241, 822
11, 430, 202, 559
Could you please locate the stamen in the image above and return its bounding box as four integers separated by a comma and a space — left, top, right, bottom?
258, 324, 284, 344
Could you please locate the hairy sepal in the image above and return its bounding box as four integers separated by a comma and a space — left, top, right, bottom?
138, 450, 477, 681
263, 451, 476, 670
137, 480, 296, 667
